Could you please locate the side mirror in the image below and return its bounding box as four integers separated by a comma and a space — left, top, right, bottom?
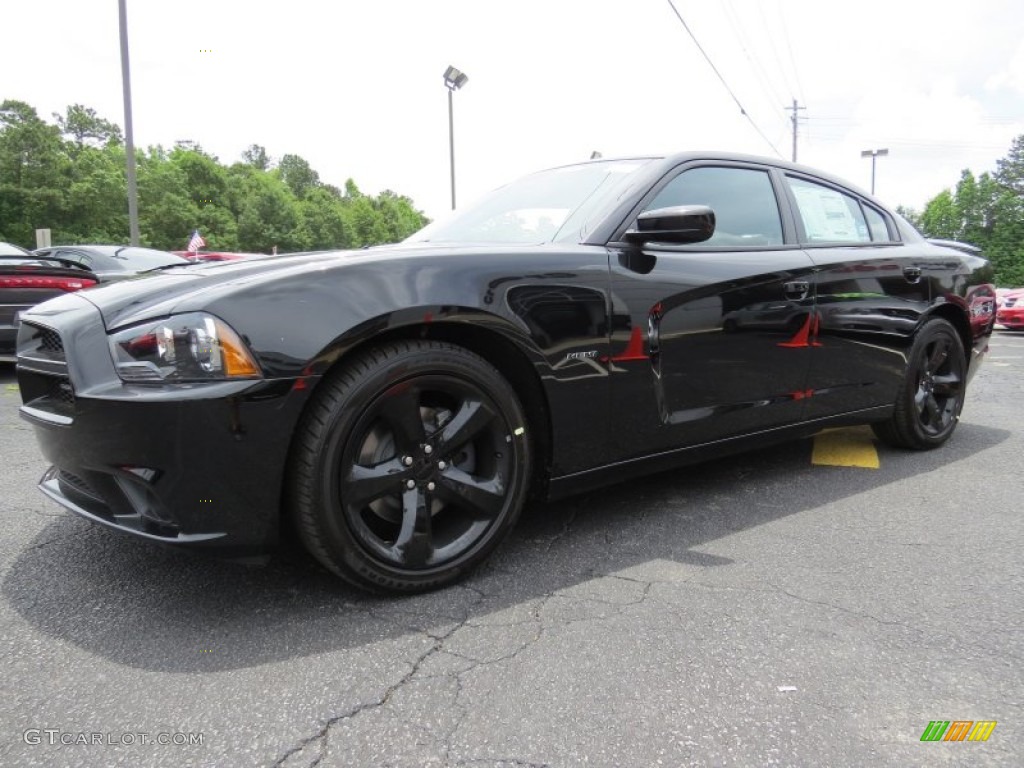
623, 205, 715, 246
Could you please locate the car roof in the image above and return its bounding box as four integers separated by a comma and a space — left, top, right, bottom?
563, 151, 881, 203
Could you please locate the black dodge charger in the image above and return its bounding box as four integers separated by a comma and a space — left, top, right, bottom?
16, 153, 996, 593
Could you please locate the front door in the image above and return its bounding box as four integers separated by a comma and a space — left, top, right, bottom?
608, 163, 818, 461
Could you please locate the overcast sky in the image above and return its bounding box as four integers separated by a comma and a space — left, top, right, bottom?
4, 0, 1024, 221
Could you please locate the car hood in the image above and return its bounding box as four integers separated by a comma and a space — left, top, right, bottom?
64, 243, 543, 330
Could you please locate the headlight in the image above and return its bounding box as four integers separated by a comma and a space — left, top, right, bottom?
109, 312, 261, 382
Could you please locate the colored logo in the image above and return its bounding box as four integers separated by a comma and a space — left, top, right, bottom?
920, 721, 997, 742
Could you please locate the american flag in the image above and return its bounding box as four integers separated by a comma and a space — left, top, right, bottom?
187, 230, 206, 253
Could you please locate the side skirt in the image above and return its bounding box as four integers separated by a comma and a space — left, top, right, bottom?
546, 405, 893, 501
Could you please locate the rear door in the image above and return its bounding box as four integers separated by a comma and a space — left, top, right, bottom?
608, 162, 818, 460
780, 173, 932, 417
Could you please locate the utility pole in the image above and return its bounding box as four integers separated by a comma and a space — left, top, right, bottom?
785, 99, 805, 163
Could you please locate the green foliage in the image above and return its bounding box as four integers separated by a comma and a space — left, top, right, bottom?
54, 104, 123, 147
0, 100, 429, 252
917, 137, 1024, 286
277, 154, 320, 199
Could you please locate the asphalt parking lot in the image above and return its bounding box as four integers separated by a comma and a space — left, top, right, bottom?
1, 332, 1022, 768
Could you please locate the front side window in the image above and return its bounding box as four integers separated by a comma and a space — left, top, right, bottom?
787, 176, 870, 244
644, 166, 784, 247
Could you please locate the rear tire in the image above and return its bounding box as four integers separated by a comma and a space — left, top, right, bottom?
289, 340, 532, 593
871, 318, 966, 450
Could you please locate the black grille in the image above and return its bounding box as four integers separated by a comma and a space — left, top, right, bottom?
39, 327, 63, 354
17, 322, 66, 364
50, 377, 75, 407
17, 368, 76, 415
58, 470, 103, 503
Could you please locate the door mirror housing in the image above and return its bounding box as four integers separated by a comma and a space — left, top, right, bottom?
622, 205, 716, 246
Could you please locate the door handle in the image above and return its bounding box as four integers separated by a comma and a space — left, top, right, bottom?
903, 266, 922, 284
784, 281, 809, 299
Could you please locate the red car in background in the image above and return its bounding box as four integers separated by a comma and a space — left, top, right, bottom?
173, 251, 266, 263
997, 288, 1024, 329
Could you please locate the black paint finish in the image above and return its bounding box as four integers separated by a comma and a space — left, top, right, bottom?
15, 152, 995, 552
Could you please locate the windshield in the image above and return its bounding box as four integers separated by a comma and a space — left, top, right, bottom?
408, 159, 655, 245
94, 246, 189, 269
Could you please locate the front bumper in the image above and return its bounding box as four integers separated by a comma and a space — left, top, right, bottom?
996, 309, 1024, 328
16, 295, 315, 552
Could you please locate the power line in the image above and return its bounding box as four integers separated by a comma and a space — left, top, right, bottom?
776, 0, 806, 105
721, 0, 787, 118
664, 0, 783, 158
757, 0, 797, 102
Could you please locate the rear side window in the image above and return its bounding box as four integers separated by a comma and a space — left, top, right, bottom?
787, 176, 870, 244
862, 204, 893, 242
54, 250, 94, 267
646, 166, 784, 247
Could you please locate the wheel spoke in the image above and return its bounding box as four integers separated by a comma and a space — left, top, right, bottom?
926, 339, 949, 372
436, 399, 495, 456
392, 488, 434, 568
932, 373, 961, 395
344, 459, 406, 507
435, 467, 506, 520
380, 384, 426, 452
923, 394, 942, 428
914, 386, 929, 414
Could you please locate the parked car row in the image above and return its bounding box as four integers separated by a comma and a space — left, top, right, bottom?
0, 244, 188, 361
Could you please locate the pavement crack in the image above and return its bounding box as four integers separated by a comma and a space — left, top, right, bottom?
770, 584, 909, 629
272, 619, 467, 768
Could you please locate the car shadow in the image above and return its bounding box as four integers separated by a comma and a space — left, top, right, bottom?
2, 419, 1010, 673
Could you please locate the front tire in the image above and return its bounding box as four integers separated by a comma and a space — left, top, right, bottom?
871, 318, 966, 450
289, 341, 532, 593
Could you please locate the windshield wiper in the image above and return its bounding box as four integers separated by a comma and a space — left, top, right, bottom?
141, 262, 193, 274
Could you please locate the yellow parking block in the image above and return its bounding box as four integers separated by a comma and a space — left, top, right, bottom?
811, 426, 880, 469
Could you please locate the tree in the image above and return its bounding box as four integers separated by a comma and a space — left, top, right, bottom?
54, 104, 123, 147
137, 148, 200, 249
915, 136, 1024, 285
0, 99, 430, 254
277, 153, 320, 199
296, 186, 352, 250
918, 190, 959, 240
229, 169, 306, 253
995, 134, 1024, 198
0, 100, 67, 245
241, 144, 271, 171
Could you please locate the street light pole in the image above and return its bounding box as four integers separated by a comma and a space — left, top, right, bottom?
860, 148, 889, 195
447, 87, 455, 210
118, 0, 140, 245
443, 66, 468, 210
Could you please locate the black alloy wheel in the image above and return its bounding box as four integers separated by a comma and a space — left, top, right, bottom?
872, 318, 967, 450
290, 340, 531, 593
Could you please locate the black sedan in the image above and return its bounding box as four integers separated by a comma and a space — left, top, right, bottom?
33, 244, 188, 279
15, 153, 996, 593
1, 242, 98, 362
